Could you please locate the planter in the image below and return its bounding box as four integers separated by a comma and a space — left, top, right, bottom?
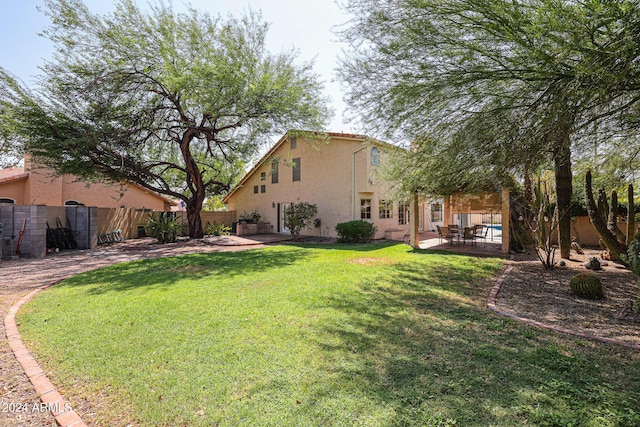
237, 222, 258, 236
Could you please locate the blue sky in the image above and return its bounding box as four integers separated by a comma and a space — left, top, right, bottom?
0, 0, 355, 133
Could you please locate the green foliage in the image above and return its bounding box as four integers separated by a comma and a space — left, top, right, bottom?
532, 178, 557, 269
339, 0, 640, 259
0, 0, 331, 238
569, 273, 604, 300
335, 220, 377, 243
203, 196, 227, 212
283, 202, 317, 241
204, 221, 230, 237
146, 213, 180, 244
239, 209, 261, 224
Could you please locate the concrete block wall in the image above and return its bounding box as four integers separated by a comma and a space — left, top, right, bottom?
0, 205, 48, 258
66, 206, 98, 249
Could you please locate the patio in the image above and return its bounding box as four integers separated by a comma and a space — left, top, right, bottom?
417, 230, 505, 257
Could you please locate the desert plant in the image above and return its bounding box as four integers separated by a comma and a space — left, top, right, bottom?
621, 227, 640, 309
283, 202, 318, 241
585, 256, 602, 270
335, 220, 377, 243
204, 221, 231, 236
571, 239, 584, 254
584, 170, 634, 263
146, 213, 180, 244
570, 273, 604, 299
531, 179, 558, 269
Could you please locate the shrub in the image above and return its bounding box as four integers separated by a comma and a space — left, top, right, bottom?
569, 273, 604, 299
239, 209, 261, 223
283, 202, 317, 241
204, 221, 231, 236
146, 213, 180, 244
335, 220, 377, 243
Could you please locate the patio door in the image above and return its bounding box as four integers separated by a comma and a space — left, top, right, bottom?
277, 202, 292, 234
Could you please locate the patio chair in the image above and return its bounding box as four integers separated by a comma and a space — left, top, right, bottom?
440, 226, 458, 246
436, 225, 444, 243
462, 226, 476, 246
473, 224, 489, 246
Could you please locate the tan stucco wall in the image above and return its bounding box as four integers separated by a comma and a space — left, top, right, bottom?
226, 135, 410, 239
0, 179, 28, 205
3, 161, 172, 210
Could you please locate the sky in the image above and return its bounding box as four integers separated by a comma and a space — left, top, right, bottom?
0, 0, 356, 134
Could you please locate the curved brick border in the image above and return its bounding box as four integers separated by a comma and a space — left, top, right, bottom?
488, 266, 640, 350
4, 279, 88, 427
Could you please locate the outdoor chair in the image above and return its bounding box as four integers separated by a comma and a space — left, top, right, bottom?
462, 226, 476, 246
440, 226, 458, 246
473, 224, 489, 246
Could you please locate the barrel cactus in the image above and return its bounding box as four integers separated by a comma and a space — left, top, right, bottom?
569, 273, 604, 299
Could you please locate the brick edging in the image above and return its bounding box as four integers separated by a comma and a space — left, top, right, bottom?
487, 265, 640, 350
4, 279, 88, 427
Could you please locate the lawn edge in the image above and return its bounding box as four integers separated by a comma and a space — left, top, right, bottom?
4, 278, 89, 427
487, 265, 640, 350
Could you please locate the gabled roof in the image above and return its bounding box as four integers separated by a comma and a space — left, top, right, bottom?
223, 130, 397, 203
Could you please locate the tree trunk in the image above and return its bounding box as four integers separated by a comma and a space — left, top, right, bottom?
553, 142, 572, 259
186, 200, 204, 239
180, 130, 206, 239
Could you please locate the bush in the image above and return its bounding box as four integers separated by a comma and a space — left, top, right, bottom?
283, 202, 317, 241
204, 221, 231, 236
146, 213, 180, 244
239, 209, 261, 223
335, 220, 377, 243
569, 272, 604, 299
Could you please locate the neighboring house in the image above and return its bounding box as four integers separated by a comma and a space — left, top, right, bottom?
0, 157, 175, 210
224, 131, 446, 239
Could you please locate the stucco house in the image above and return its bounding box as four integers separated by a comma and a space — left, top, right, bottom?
0, 157, 175, 210
224, 131, 446, 239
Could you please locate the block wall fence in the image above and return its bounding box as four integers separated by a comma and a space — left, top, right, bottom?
0, 206, 236, 259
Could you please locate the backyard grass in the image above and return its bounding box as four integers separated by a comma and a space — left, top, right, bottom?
17, 243, 640, 426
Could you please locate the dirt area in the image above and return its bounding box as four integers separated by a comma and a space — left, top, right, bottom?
497, 249, 640, 346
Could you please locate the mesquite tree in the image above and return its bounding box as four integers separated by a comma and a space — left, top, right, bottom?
0, 0, 330, 237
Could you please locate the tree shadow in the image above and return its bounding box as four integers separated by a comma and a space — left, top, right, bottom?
57, 247, 313, 294
301, 259, 640, 425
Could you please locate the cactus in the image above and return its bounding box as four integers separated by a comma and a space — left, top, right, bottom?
569, 273, 604, 299
584, 170, 630, 263
621, 227, 640, 309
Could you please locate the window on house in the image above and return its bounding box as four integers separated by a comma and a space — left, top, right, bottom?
398, 203, 410, 225
260, 172, 266, 181
253, 186, 259, 194
360, 198, 372, 219
271, 160, 279, 184
379, 199, 392, 219
292, 157, 301, 181
290, 137, 297, 149
260, 185, 266, 193
0, 198, 15, 204
431, 203, 443, 222
371, 147, 381, 166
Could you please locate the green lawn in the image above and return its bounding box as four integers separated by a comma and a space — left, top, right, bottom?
18, 243, 640, 426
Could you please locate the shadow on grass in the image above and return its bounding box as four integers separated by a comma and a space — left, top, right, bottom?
304, 259, 640, 426
57, 247, 313, 294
